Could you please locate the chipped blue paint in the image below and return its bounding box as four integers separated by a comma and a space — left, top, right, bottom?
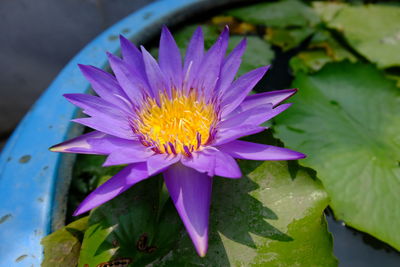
0, 0, 209, 265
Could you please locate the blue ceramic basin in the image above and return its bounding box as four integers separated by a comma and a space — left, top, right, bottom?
0, 0, 242, 265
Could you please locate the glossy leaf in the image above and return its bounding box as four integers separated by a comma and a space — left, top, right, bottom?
315, 2, 400, 68
290, 50, 334, 74
41, 216, 88, 267
226, 0, 320, 28
290, 30, 357, 74
77, 174, 182, 267
151, 159, 337, 266
265, 27, 314, 51
228, 36, 274, 76
274, 62, 400, 250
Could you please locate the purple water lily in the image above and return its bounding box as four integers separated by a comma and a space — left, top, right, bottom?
50, 26, 305, 257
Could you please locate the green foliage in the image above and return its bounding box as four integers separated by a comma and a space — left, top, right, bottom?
315, 2, 400, 68
265, 27, 314, 52
274, 62, 400, 250
77, 172, 182, 267
67, 155, 123, 222
41, 216, 88, 267
227, 0, 320, 28
152, 160, 337, 266
290, 29, 358, 74
228, 36, 275, 76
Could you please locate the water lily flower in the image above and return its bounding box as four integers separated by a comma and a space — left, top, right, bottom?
50, 26, 305, 257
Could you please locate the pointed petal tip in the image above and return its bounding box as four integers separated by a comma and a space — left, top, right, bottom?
119, 34, 132, 47
49, 145, 59, 152
283, 88, 298, 97
106, 51, 114, 58
77, 64, 95, 75
297, 152, 307, 159
194, 237, 209, 257
161, 24, 171, 32
193, 26, 204, 37
285, 151, 307, 160
72, 207, 86, 216
223, 24, 230, 32
48, 142, 69, 153
77, 63, 86, 69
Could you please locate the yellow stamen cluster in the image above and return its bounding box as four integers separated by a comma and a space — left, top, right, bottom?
136, 90, 217, 155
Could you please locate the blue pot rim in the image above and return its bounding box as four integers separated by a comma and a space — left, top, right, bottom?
0, 0, 244, 264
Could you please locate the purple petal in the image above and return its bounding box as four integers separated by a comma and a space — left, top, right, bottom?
213, 125, 265, 146
73, 163, 149, 215
213, 149, 241, 178
146, 153, 181, 176
72, 117, 133, 140
181, 149, 216, 176
219, 104, 273, 128
64, 93, 130, 118
183, 26, 204, 92
182, 148, 241, 178
119, 35, 147, 80
192, 26, 229, 98
240, 89, 297, 110
218, 140, 306, 161
159, 26, 183, 90
103, 144, 153, 166
50, 131, 134, 154
163, 163, 212, 257
216, 38, 247, 95
221, 66, 270, 117
222, 103, 292, 127
64, 93, 134, 139
78, 64, 132, 110
107, 52, 150, 102
141, 46, 171, 99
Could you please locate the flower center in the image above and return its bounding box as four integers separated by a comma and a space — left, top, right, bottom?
135, 91, 217, 155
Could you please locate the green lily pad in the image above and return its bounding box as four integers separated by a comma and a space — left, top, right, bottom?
77, 174, 182, 267
67, 155, 125, 222
151, 160, 336, 266
386, 72, 400, 88
309, 30, 357, 62
41, 216, 88, 267
290, 50, 334, 74
226, 0, 320, 28
265, 27, 314, 51
274, 62, 400, 250
316, 3, 400, 68
289, 30, 357, 74
228, 36, 274, 76
312, 1, 346, 23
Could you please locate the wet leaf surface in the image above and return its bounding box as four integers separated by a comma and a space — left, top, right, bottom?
151, 159, 336, 266
289, 30, 357, 74
226, 0, 320, 28
77, 171, 182, 267
228, 35, 274, 76
315, 2, 400, 68
265, 27, 314, 51
274, 62, 400, 250
41, 216, 88, 267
